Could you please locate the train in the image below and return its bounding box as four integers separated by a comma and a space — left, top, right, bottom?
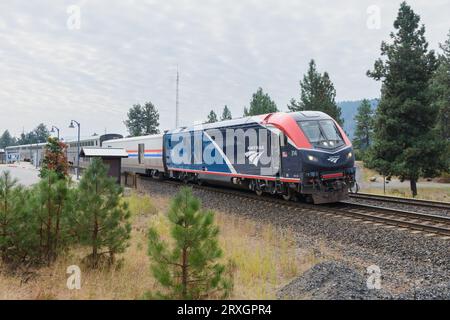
5, 133, 123, 168
104, 111, 356, 204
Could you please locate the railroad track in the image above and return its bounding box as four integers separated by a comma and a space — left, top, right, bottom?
138, 176, 450, 238
349, 192, 450, 210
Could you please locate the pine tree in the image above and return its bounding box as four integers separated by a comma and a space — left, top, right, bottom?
244, 87, 278, 116
430, 29, 450, 141
0, 171, 21, 262
367, 2, 445, 197
353, 99, 374, 151
29, 171, 73, 265
289, 59, 343, 125
147, 187, 232, 299
0, 130, 15, 148
34, 123, 50, 143
0, 171, 39, 267
40, 137, 69, 179
205, 110, 218, 124
221, 105, 232, 121
124, 102, 160, 136
74, 158, 131, 268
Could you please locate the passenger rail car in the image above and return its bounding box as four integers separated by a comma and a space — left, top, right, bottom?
66, 133, 123, 167
105, 111, 356, 204
5, 133, 123, 168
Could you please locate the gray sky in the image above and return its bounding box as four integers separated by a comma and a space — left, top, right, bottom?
0, 0, 449, 140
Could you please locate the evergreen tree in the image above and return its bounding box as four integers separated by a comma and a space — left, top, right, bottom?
0, 130, 15, 148
367, 2, 444, 197
147, 187, 232, 299
40, 137, 69, 179
124, 102, 160, 136
289, 59, 343, 125
0, 171, 22, 263
34, 123, 50, 143
74, 158, 131, 268
1, 170, 73, 268
27, 170, 74, 265
353, 99, 374, 151
221, 105, 232, 121
244, 88, 278, 116
205, 110, 218, 124
0, 171, 40, 268
430, 29, 450, 141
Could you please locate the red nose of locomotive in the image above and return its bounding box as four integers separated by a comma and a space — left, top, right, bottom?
276, 111, 356, 203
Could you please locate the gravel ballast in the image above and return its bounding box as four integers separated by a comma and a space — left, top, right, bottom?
138, 178, 450, 300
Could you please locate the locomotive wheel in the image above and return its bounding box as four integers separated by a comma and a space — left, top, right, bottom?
282, 190, 292, 201
255, 189, 263, 196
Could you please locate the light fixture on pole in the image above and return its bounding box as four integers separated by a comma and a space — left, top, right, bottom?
50, 126, 60, 140
69, 120, 81, 180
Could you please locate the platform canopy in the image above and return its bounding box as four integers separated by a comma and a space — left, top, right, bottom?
80, 147, 128, 158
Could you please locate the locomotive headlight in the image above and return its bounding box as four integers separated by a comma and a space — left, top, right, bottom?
347, 152, 353, 159
307, 155, 318, 162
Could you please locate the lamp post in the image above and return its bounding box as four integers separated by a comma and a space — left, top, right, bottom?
35, 143, 39, 169
51, 126, 60, 140
69, 120, 81, 180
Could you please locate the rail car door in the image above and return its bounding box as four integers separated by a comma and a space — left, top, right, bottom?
280, 133, 301, 179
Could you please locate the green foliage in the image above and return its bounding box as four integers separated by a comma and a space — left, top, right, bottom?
205, 110, 218, 124
0, 170, 73, 268
289, 59, 343, 125
28, 171, 74, 265
1, 159, 132, 271
73, 158, 131, 268
124, 102, 160, 137
40, 137, 69, 179
17, 123, 50, 145
0, 171, 29, 265
430, 29, 450, 141
221, 105, 232, 121
244, 88, 278, 116
147, 187, 232, 299
366, 2, 446, 197
0, 130, 16, 149
353, 99, 374, 151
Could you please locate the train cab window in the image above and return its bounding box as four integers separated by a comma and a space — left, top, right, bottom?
298, 120, 344, 149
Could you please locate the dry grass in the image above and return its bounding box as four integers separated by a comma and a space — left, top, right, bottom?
362, 186, 450, 202
0, 191, 314, 300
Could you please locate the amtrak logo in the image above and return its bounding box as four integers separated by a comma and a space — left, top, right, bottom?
327, 155, 340, 163
245, 150, 264, 166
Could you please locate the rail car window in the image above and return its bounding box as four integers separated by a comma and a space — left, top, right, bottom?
298, 120, 344, 149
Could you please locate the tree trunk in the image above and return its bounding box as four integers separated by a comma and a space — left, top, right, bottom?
92, 217, 98, 268
410, 179, 418, 198
182, 246, 188, 298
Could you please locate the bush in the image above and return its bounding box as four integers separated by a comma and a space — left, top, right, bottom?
147, 187, 233, 299
0, 171, 73, 268
72, 158, 131, 268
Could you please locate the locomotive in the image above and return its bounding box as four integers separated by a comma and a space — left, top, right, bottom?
104, 111, 356, 204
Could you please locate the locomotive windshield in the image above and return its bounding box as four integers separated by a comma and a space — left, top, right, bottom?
298, 120, 344, 149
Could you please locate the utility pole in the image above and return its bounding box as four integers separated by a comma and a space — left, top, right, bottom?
175, 66, 179, 128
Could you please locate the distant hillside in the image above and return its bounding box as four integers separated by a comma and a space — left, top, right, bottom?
338, 99, 379, 139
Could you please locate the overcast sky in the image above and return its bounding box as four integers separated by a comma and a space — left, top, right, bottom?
0, 0, 449, 140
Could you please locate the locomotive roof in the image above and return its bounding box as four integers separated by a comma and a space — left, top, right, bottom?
167, 111, 333, 134
289, 111, 333, 121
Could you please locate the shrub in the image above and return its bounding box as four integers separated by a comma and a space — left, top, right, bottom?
147, 187, 233, 299
73, 158, 131, 268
